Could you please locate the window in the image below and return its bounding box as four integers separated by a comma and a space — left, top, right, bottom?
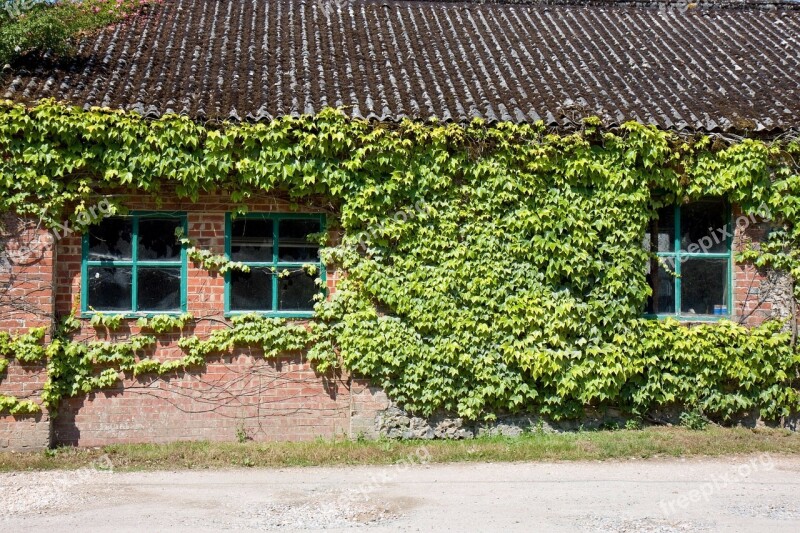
225, 213, 325, 316
82, 213, 186, 314
645, 198, 732, 319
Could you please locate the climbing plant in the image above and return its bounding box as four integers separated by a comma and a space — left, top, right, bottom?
0, 0, 159, 65
0, 328, 46, 413
0, 100, 799, 421
175, 228, 250, 274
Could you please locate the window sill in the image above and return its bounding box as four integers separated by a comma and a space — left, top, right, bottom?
644, 314, 731, 322
81, 311, 187, 319
224, 311, 315, 319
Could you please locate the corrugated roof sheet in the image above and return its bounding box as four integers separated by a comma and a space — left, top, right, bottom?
2, 0, 799, 132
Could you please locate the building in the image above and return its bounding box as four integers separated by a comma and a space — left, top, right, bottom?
1, 0, 799, 449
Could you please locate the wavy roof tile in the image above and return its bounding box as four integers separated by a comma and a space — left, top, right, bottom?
2, 0, 799, 133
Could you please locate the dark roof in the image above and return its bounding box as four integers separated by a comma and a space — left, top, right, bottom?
416, 0, 800, 7
3, 0, 800, 133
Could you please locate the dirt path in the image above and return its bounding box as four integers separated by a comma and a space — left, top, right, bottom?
1, 456, 799, 531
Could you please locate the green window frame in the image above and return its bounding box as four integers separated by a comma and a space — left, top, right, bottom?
646, 199, 733, 320
224, 213, 326, 318
81, 211, 188, 316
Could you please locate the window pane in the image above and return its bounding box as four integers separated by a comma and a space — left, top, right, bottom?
230, 268, 273, 311
278, 270, 317, 311
138, 218, 182, 261
137, 268, 181, 311
644, 207, 675, 253
88, 218, 133, 261
231, 219, 273, 262
87, 267, 132, 311
681, 259, 728, 316
645, 261, 675, 315
680, 199, 728, 253
278, 219, 320, 262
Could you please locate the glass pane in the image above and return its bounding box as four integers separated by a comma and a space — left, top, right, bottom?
230, 268, 273, 311
278, 270, 317, 311
88, 218, 133, 261
645, 261, 675, 315
231, 219, 273, 262
643, 207, 675, 252
278, 219, 320, 262
87, 267, 132, 311
137, 268, 181, 311
681, 259, 728, 316
138, 218, 182, 261
680, 199, 728, 253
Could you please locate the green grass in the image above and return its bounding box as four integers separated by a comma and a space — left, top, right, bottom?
2, 426, 799, 472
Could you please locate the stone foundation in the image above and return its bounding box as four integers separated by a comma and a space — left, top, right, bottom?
375, 402, 797, 439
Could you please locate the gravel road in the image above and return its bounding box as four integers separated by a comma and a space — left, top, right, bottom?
1, 455, 799, 532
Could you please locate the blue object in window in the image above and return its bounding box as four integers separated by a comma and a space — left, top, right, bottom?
644, 199, 732, 320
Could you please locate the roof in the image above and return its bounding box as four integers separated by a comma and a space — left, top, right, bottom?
427, 0, 800, 7
2, 0, 800, 133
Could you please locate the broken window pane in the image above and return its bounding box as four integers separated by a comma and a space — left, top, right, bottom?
644, 206, 675, 253
137, 268, 181, 311
230, 268, 273, 311
645, 262, 675, 315
138, 218, 182, 261
87, 267, 132, 311
278, 219, 320, 262
88, 218, 133, 261
278, 270, 317, 311
680, 199, 728, 253
225, 216, 323, 313
230, 219, 273, 262
681, 259, 728, 315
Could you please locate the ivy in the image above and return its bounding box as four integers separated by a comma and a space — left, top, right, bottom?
0, 394, 40, 415
176, 229, 250, 274
1, 101, 800, 422
186, 247, 250, 274
89, 313, 126, 331
136, 313, 193, 334
0, 328, 46, 414
0, 328, 46, 363
41, 333, 156, 410
38, 314, 315, 411
178, 314, 314, 360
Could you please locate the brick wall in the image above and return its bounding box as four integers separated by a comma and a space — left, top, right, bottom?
0, 196, 792, 449
54, 352, 353, 445
731, 207, 794, 327
0, 216, 53, 450
47, 193, 367, 445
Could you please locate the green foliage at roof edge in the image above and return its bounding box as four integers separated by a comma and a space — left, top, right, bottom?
2, 99, 800, 422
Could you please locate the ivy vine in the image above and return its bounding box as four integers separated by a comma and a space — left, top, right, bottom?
136, 313, 194, 334
0, 328, 47, 414
175, 228, 250, 274
0, 100, 799, 421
